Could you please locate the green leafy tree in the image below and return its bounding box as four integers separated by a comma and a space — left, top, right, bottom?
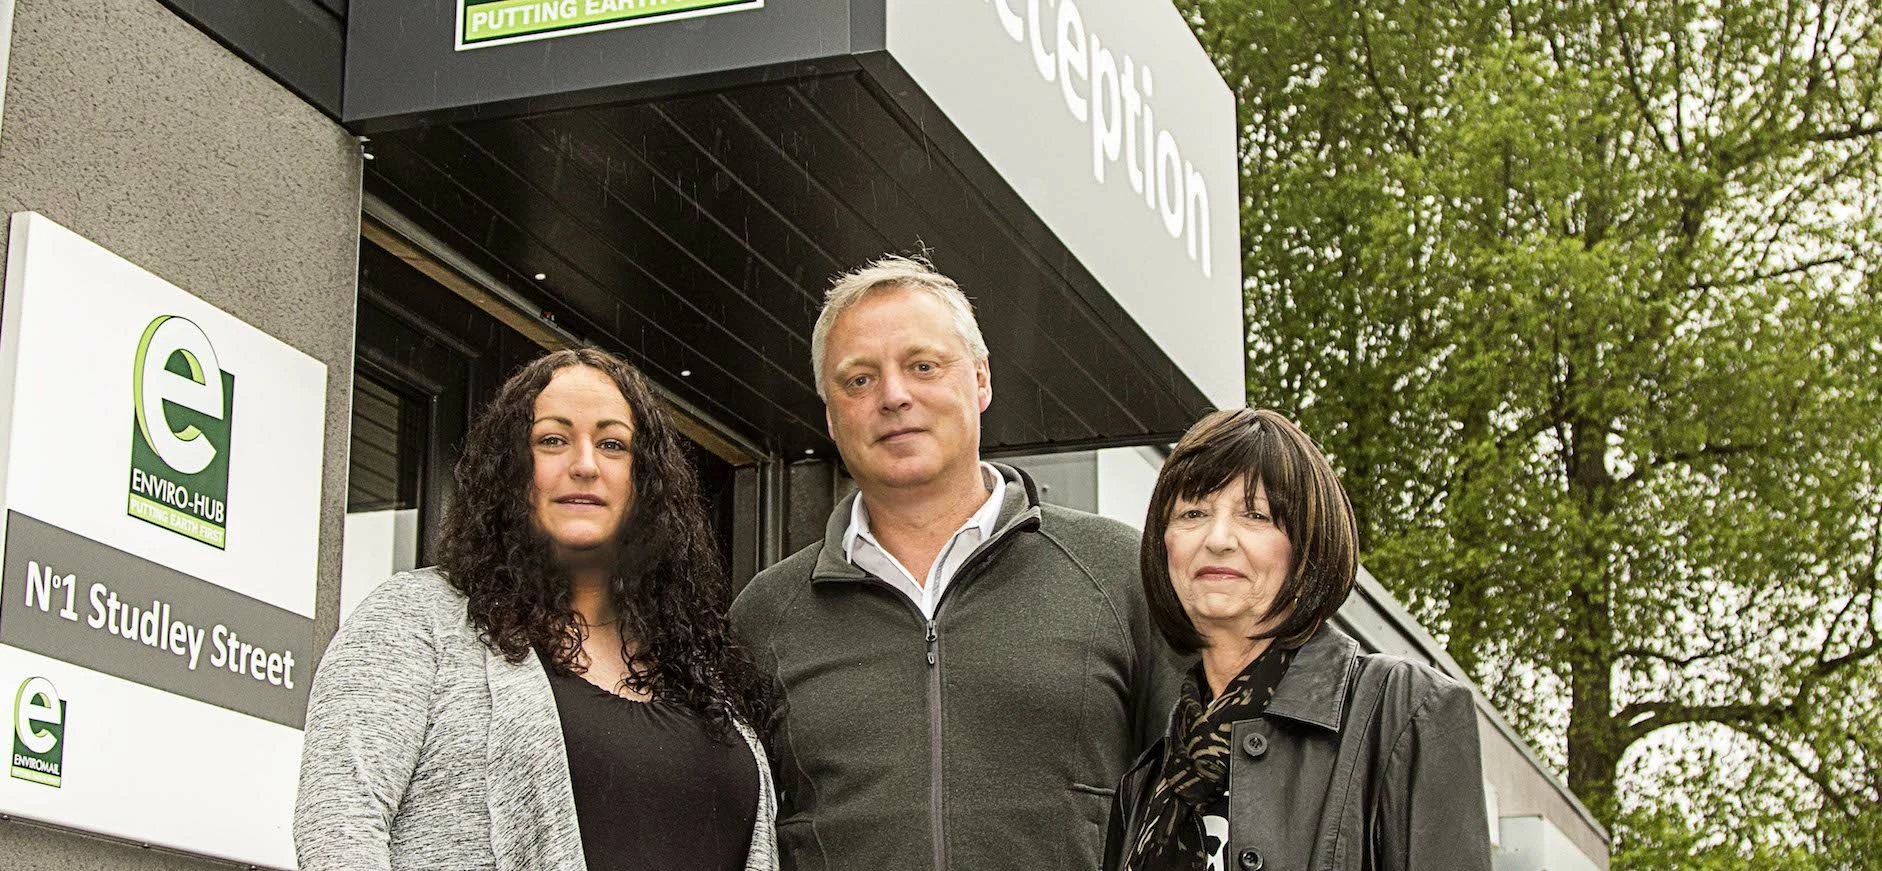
1178, 0, 1881, 862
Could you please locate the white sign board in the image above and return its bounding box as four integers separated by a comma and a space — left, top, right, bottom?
0, 0, 15, 142
0, 213, 327, 869
887, 0, 1245, 407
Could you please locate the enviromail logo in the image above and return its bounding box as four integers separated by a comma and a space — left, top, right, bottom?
126, 316, 235, 549
11, 677, 66, 788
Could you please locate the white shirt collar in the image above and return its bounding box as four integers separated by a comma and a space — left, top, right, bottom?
842, 462, 1006, 563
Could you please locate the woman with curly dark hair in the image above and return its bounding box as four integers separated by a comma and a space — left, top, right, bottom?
295, 348, 779, 871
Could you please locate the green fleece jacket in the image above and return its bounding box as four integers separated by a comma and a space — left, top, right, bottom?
729, 464, 1179, 871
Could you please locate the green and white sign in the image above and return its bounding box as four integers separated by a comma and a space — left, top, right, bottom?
458, 0, 763, 50
0, 212, 326, 869
128, 316, 235, 548
11, 677, 64, 788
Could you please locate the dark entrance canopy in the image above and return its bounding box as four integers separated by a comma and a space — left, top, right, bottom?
346, 0, 1240, 459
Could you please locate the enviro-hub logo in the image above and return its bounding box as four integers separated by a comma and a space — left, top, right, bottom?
11, 677, 65, 787
127, 316, 235, 549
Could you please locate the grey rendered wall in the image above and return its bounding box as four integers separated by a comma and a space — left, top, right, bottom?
1002, 451, 1100, 514
1479, 711, 1612, 869
0, 0, 361, 866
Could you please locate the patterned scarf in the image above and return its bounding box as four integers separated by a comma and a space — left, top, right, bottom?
1127, 645, 1295, 871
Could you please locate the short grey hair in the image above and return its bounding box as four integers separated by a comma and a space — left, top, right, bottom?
810, 254, 990, 399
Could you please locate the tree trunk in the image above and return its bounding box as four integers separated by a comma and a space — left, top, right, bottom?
1564, 413, 1624, 820
1566, 646, 1623, 818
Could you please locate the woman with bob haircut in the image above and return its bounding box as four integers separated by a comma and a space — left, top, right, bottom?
295, 348, 778, 871
1104, 408, 1490, 871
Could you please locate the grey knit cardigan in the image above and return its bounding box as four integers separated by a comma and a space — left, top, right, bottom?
294, 568, 778, 871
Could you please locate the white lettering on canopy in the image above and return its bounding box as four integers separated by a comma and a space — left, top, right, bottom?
986, 0, 1212, 277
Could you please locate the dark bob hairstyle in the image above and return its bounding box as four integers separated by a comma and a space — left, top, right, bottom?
1141, 408, 1359, 655
436, 347, 774, 737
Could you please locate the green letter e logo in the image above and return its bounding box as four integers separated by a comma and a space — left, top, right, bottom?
134, 316, 225, 475
126, 315, 236, 549
11, 677, 65, 787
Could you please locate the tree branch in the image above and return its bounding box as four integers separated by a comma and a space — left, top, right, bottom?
1811, 635, 1882, 678
1352, 11, 1419, 155
1618, 637, 1753, 668
1691, 254, 1853, 292
1619, 441, 1766, 485
1601, 0, 1676, 156
1621, 601, 1881, 745
1741, 723, 1857, 820
1822, 513, 1881, 663
1671, 1, 1690, 155
1742, 139, 1877, 274
1807, 122, 1882, 143
1621, 699, 1787, 743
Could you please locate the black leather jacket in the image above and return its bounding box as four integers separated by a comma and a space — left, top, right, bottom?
1103, 627, 1493, 871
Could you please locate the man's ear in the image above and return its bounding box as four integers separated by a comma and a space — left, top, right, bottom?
975, 358, 993, 413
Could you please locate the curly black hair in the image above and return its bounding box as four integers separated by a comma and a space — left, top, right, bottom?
436, 347, 775, 739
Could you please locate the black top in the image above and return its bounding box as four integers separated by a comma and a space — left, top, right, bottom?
1201, 793, 1231, 871
543, 667, 758, 871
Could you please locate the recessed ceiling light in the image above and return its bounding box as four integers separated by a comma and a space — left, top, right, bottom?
804, 448, 815, 455
533, 272, 547, 280
680, 369, 692, 377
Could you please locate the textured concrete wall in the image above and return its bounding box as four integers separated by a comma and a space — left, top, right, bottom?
0, 0, 361, 866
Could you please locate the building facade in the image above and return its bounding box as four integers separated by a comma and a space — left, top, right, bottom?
0, 0, 1606, 867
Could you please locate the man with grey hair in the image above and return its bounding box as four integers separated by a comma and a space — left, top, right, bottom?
731, 254, 1177, 871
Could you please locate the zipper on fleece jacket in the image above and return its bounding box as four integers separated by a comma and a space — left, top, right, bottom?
848, 579, 949, 871
926, 616, 944, 871
915, 514, 1034, 871
837, 512, 1036, 871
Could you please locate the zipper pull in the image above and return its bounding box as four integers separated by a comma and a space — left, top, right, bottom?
925, 619, 938, 666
